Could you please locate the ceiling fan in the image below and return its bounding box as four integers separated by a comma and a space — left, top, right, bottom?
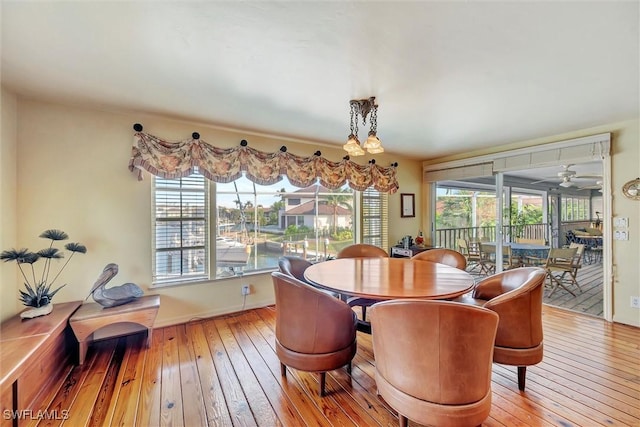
579, 180, 603, 191
531, 164, 602, 188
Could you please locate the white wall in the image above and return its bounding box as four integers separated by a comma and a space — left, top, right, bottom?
0, 88, 18, 322
12, 97, 422, 326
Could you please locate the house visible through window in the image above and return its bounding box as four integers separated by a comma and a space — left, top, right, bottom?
152, 173, 387, 285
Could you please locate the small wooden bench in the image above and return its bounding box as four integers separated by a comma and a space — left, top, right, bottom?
69, 295, 160, 365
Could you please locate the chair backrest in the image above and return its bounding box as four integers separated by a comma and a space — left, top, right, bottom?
278, 256, 312, 282
370, 300, 498, 405
546, 247, 578, 267
568, 242, 585, 264
480, 243, 496, 259
517, 238, 546, 245
411, 248, 467, 270
271, 272, 356, 354
336, 243, 387, 258
472, 267, 546, 349
457, 238, 469, 254
467, 240, 482, 257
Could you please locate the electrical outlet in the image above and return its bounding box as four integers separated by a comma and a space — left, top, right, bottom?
241, 285, 250, 296
631, 296, 640, 309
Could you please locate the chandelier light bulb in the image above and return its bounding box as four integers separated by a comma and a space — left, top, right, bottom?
364, 132, 381, 149
343, 97, 384, 156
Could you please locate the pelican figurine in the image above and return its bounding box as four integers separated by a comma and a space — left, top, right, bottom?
87, 263, 143, 308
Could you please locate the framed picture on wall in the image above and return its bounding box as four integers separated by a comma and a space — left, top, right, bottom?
401, 193, 415, 218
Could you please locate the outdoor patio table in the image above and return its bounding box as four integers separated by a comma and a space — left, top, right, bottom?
483, 242, 550, 260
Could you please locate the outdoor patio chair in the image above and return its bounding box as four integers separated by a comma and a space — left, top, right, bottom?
457, 238, 482, 273
544, 247, 580, 297
480, 243, 520, 274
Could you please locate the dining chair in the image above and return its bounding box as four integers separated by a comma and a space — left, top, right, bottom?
516, 238, 546, 245
544, 247, 580, 296
370, 299, 498, 427
457, 238, 482, 273
336, 243, 388, 258
336, 243, 388, 325
271, 272, 357, 396
278, 256, 340, 298
411, 248, 467, 270
277, 256, 312, 282
455, 267, 546, 391
479, 243, 519, 274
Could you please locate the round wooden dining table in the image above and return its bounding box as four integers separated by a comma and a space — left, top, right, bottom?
303, 257, 475, 300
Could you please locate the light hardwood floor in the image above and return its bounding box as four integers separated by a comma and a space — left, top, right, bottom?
33, 303, 639, 427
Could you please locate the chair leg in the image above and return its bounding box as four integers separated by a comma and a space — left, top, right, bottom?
518, 366, 527, 391
346, 361, 352, 374
319, 372, 326, 396
280, 362, 287, 377
398, 414, 408, 427
361, 306, 367, 321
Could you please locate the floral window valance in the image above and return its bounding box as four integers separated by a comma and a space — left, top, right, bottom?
128, 126, 399, 193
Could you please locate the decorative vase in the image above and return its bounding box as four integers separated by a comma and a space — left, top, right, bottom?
20, 304, 53, 319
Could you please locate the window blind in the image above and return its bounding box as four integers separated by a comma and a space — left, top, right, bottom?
362, 188, 389, 250
153, 172, 209, 283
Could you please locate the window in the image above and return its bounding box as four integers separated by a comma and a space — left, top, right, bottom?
152, 173, 387, 285
561, 196, 590, 221
153, 172, 208, 284
361, 188, 388, 249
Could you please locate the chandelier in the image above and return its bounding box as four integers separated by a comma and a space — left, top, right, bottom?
343, 97, 384, 156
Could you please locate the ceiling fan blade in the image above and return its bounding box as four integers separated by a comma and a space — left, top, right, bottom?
574, 174, 603, 179
530, 178, 556, 184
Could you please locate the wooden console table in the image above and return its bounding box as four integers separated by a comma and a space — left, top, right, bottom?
69, 295, 160, 365
0, 301, 81, 427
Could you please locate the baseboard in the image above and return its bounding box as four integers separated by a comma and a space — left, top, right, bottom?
153, 299, 274, 328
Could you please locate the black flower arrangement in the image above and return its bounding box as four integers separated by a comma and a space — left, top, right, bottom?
1, 229, 87, 308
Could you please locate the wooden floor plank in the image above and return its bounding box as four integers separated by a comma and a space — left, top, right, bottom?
135, 327, 163, 427
88, 338, 127, 427
175, 324, 207, 427
41, 302, 639, 427
108, 334, 147, 427
201, 319, 258, 427
233, 312, 335, 426
185, 322, 233, 427
212, 317, 280, 427
159, 325, 184, 427
224, 314, 312, 426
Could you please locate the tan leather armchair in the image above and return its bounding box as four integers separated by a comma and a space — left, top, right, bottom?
271, 272, 357, 396
278, 256, 339, 298
411, 248, 467, 270
336, 243, 388, 258
337, 243, 388, 326
370, 300, 498, 427
278, 256, 312, 282
455, 267, 546, 391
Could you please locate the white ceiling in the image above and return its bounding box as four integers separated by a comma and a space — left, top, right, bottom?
1, 2, 638, 161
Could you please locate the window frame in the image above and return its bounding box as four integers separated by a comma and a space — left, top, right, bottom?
151, 173, 388, 287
